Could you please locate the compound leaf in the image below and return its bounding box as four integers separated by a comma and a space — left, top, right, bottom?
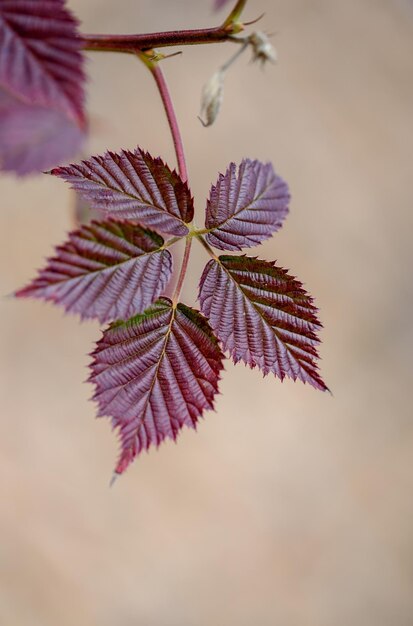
90, 298, 224, 474
52, 149, 194, 236
199, 255, 328, 391
16, 220, 172, 323
0, 0, 86, 174
205, 159, 290, 250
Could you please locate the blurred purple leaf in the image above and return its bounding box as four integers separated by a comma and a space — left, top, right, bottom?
16, 220, 172, 323
199, 255, 328, 391
205, 159, 290, 250
0, 91, 85, 174
0, 0, 87, 174
90, 298, 224, 474
52, 149, 194, 236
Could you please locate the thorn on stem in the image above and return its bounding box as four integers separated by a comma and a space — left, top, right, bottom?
244, 13, 265, 26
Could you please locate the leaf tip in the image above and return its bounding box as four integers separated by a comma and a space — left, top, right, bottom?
109, 472, 120, 487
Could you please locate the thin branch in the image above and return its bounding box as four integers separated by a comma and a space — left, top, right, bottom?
81, 27, 235, 53
220, 39, 249, 72
80, 1, 249, 54
173, 237, 192, 303
148, 61, 188, 182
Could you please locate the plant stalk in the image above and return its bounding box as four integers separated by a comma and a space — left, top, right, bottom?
80, 0, 248, 54
172, 237, 192, 303
81, 27, 236, 53
149, 62, 188, 182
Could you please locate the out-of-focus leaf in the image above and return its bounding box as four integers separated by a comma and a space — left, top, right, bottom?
0, 0, 87, 174
52, 149, 194, 236
0, 90, 85, 174
90, 298, 224, 474
16, 220, 172, 323
205, 159, 290, 250
199, 255, 328, 391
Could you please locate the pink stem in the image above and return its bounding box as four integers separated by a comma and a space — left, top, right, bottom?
150, 64, 188, 182
145, 60, 191, 301
172, 237, 192, 303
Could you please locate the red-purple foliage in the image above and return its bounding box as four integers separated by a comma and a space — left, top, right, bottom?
205, 159, 290, 250
16, 220, 172, 323
2, 0, 328, 475
199, 255, 328, 391
90, 298, 224, 474
14, 147, 327, 472
0, 0, 86, 174
52, 149, 194, 236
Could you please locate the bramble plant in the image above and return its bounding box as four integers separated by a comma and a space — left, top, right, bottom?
1, 0, 328, 477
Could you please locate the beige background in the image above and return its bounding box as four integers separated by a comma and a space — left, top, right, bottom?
1, 1, 413, 624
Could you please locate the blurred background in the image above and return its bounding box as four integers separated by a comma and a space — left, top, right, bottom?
1, 0, 413, 624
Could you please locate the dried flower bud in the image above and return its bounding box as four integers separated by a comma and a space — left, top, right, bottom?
199, 69, 225, 127
249, 31, 277, 66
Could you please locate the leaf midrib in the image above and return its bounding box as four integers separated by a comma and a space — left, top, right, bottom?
73, 165, 188, 230
65, 246, 162, 280
208, 173, 275, 233
129, 306, 176, 444
217, 259, 317, 358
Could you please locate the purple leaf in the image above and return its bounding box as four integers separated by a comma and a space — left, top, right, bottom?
16, 220, 172, 323
90, 298, 225, 474
0, 0, 87, 174
199, 255, 328, 391
0, 91, 85, 175
52, 149, 194, 236
205, 159, 290, 250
